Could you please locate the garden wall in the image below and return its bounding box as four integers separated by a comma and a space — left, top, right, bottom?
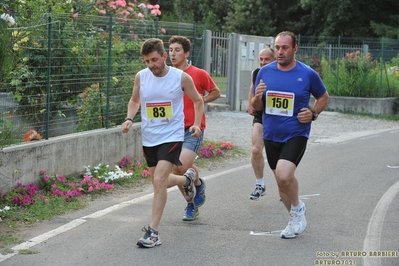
0, 125, 142, 194
309, 96, 397, 116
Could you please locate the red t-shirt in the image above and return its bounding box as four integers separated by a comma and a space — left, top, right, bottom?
184, 65, 217, 129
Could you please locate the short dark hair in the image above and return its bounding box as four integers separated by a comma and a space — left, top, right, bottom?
141, 38, 165, 56
276, 31, 297, 47
168, 35, 191, 53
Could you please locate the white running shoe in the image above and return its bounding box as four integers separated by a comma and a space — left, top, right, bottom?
281, 222, 296, 239
137, 225, 161, 248
249, 184, 266, 200
291, 201, 307, 235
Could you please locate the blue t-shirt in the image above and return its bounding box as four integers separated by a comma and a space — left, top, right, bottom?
254, 60, 326, 142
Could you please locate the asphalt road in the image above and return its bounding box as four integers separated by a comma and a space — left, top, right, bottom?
1, 124, 399, 266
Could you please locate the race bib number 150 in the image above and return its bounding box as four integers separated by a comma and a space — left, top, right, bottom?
265, 91, 295, 117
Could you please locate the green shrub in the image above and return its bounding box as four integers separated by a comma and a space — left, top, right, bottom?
320, 51, 399, 97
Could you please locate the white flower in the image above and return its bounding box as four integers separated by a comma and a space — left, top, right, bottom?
1, 13, 15, 26
0, 206, 11, 212
84, 164, 133, 183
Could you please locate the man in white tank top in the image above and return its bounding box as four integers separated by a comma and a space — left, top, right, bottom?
121, 38, 204, 248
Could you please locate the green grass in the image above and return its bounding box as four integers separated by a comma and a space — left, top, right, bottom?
210, 75, 227, 92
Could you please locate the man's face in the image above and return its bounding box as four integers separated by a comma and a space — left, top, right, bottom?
142, 51, 167, 77
259, 50, 275, 67
274, 35, 297, 67
168, 42, 189, 68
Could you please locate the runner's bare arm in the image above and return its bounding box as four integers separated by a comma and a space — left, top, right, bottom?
121, 72, 141, 133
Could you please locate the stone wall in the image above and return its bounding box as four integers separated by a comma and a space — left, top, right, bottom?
310, 96, 397, 116
0, 125, 142, 194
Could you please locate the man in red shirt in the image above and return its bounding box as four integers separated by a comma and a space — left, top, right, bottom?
168, 35, 221, 220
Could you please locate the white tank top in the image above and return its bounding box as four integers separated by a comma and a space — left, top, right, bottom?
139, 67, 184, 147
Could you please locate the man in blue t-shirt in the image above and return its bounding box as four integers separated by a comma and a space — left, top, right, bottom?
252, 31, 329, 239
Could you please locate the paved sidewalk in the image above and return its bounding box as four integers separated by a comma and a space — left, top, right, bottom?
204, 111, 399, 151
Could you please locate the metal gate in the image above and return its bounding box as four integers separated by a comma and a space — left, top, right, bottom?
204, 30, 230, 105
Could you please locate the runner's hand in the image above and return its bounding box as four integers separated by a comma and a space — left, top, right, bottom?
189, 125, 202, 138
254, 79, 266, 98
297, 108, 313, 123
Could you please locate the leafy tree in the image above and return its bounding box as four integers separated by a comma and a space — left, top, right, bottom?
199, 0, 233, 31
224, 0, 274, 36
299, 0, 399, 37
370, 17, 399, 39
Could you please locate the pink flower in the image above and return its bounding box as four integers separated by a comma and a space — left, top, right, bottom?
117, 17, 126, 23
115, 0, 127, 7
120, 10, 130, 16
40, 170, 47, 175
151, 9, 161, 16
72, 13, 78, 19
82, 175, 91, 184
99, 9, 106, 15
161, 28, 166, 34
141, 169, 151, 178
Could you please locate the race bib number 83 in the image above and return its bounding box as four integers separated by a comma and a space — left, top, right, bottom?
265, 91, 295, 117
146, 101, 173, 124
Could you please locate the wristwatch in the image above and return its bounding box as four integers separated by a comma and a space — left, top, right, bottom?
310, 109, 318, 121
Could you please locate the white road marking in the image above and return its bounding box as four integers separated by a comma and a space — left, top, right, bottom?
250, 230, 282, 236
363, 179, 399, 266
387, 165, 399, 169
300, 193, 320, 199
250, 193, 319, 235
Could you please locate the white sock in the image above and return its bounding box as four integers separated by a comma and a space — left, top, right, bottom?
256, 178, 265, 187
291, 201, 303, 211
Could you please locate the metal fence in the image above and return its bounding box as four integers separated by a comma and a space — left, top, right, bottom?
295, 35, 399, 97
297, 35, 399, 62
1, 12, 399, 148
0, 13, 206, 147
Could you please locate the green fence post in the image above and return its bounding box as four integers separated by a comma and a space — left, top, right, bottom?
336, 36, 341, 95
155, 17, 158, 38
105, 12, 113, 129
190, 22, 196, 64
297, 34, 301, 49
45, 8, 52, 140
379, 37, 384, 97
